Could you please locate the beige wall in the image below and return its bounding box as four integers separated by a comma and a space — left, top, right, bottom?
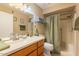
43, 3, 75, 14
35, 23, 46, 35
74, 4, 79, 55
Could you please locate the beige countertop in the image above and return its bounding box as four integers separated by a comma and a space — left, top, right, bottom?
0, 36, 45, 56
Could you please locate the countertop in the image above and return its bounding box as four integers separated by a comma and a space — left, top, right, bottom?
0, 36, 45, 56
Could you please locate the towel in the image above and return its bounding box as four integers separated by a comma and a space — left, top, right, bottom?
0, 41, 10, 51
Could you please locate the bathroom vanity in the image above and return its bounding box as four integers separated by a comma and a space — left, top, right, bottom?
9, 40, 44, 56
0, 36, 45, 56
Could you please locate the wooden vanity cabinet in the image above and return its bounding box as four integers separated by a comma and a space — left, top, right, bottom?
9, 43, 37, 56
9, 40, 44, 56
28, 50, 37, 56
37, 40, 44, 56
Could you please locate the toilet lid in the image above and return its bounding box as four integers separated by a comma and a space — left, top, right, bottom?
44, 43, 53, 51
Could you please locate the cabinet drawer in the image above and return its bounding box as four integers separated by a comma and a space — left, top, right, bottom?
10, 43, 37, 56
28, 50, 37, 56
38, 46, 44, 56
38, 40, 44, 47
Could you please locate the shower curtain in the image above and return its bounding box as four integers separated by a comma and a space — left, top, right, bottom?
45, 14, 60, 54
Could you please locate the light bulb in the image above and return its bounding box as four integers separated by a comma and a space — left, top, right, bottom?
9, 4, 15, 6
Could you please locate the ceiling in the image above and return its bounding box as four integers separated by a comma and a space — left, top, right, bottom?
36, 3, 49, 10
36, 3, 59, 10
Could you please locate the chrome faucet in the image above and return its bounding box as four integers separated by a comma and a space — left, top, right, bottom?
10, 33, 19, 41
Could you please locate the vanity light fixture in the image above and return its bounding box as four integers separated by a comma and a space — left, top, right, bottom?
9, 3, 29, 9
9, 3, 31, 13
9, 3, 23, 9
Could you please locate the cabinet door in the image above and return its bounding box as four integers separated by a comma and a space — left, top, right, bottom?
10, 43, 37, 56
38, 40, 44, 47
38, 46, 44, 56
28, 50, 37, 56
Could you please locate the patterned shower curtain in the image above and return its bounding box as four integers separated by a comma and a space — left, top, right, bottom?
45, 14, 60, 54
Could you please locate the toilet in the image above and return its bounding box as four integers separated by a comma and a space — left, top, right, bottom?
44, 42, 53, 56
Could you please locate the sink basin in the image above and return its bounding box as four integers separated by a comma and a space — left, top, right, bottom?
3, 36, 40, 47
4, 37, 27, 45
4, 40, 14, 45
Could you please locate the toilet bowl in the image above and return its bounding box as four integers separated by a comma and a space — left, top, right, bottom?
44, 42, 53, 56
